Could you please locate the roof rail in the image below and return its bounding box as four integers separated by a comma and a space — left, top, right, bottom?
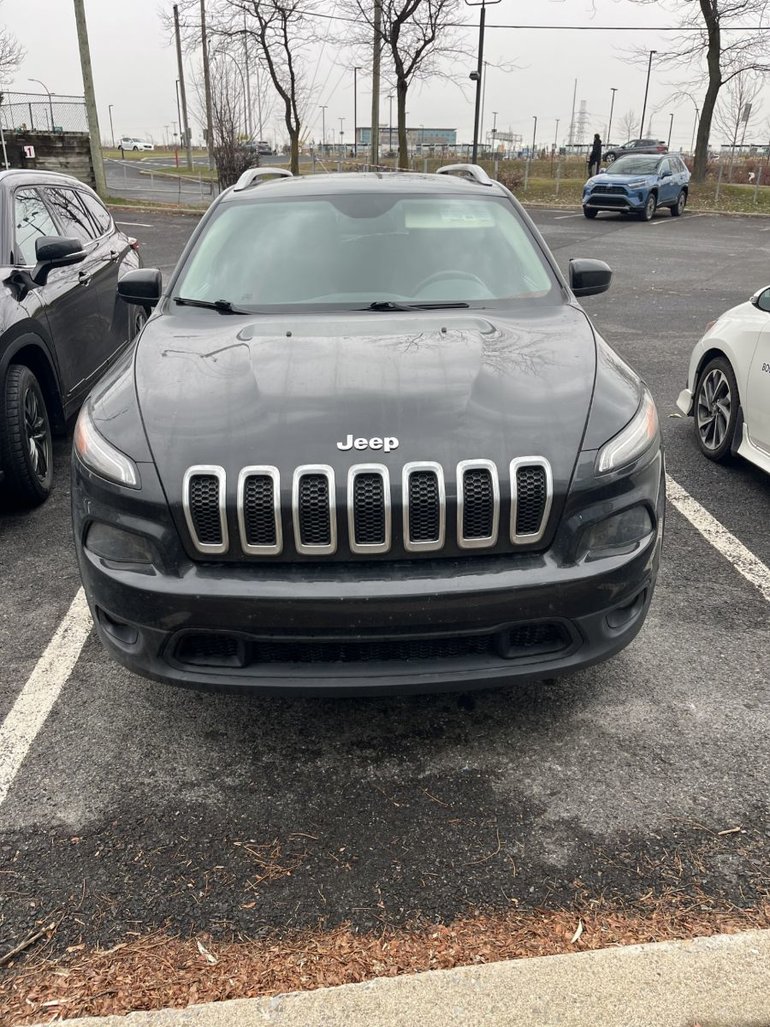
435, 163, 493, 186
233, 167, 293, 191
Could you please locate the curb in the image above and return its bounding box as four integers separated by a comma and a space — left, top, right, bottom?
31, 929, 770, 1027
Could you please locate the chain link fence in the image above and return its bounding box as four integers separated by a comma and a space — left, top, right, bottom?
0, 91, 88, 133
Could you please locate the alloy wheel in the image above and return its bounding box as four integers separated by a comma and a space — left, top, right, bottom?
24, 385, 51, 482
696, 368, 731, 451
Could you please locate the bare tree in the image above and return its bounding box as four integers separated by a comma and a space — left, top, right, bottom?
0, 5, 23, 83
623, 0, 770, 182
345, 0, 466, 169
219, 0, 316, 174
618, 109, 638, 141
714, 71, 762, 179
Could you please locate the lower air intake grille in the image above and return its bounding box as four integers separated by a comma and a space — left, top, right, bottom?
516, 465, 548, 537
188, 473, 223, 547
298, 474, 331, 546
463, 468, 494, 539
408, 470, 441, 544
243, 475, 277, 547
177, 634, 244, 667
353, 473, 386, 545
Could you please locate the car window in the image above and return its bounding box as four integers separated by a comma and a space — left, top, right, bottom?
44, 187, 97, 244
13, 189, 61, 265
607, 155, 661, 175
174, 194, 559, 311
78, 191, 112, 236
659, 159, 671, 175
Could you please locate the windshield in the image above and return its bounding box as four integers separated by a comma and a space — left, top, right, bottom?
173, 193, 558, 311
607, 155, 661, 176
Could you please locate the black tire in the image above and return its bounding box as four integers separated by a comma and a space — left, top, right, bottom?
640, 192, 657, 221
130, 305, 148, 340
670, 190, 686, 217
1, 364, 54, 506
583, 208, 598, 219
694, 356, 739, 463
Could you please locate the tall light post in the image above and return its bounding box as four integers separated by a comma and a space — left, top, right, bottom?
639, 51, 657, 138
465, 0, 501, 163
667, 112, 674, 150
553, 118, 560, 152
108, 103, 115, 148
319, 105, 327, 155
339, 116, 345, 158
531, 115, 537, 159
353, 66, 361, 158
491, 110, 498, 152
28, 77, 55, 132
606, 87, 617, 143
690, 104, 700, 155
388, 93, 394, 154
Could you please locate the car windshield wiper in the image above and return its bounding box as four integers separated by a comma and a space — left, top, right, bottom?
364, 300, 471, 311
174, 296, 252, 314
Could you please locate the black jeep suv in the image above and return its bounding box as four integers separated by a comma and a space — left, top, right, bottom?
72, 165, 664, 695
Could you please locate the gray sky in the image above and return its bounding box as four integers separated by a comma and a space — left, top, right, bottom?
1, 0, 766, 150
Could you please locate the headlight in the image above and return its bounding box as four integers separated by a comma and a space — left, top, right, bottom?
627, 179, 647, 188
596, 389, 659, 474
74, 403, 140, 488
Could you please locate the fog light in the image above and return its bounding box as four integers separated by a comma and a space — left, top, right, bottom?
582, 505, 653, 557
85, 522, 155, 565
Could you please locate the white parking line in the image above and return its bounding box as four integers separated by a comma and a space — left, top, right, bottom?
651, 213, 709, 226
0, 589, 92, 807
115, 221, 154, 228
667, 474, 770, 603
554, 213, 583, 220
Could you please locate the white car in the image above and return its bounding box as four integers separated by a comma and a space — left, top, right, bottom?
677, 286, 770, 474
119, 137, 154, 151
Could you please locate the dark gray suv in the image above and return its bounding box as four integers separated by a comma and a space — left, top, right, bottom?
604, 138, 668, 163
72, 164, 664, 695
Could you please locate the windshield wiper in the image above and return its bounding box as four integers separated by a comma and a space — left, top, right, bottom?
174, 296, 251, 314
364, 300, 470, 311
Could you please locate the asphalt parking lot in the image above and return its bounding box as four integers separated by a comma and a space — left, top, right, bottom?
1, 204, 770, 969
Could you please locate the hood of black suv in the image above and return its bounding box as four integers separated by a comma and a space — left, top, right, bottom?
135, 304, 598, 559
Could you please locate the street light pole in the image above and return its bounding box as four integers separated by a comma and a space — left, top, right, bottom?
639, 51, 656, 138
531, 115, 537, 158
607, 86, 617, 143
339, 116, 345, 158
491, 110, 497, 152
353, 66, 361, 158
108, 103, 115, 148
553, 118, 559, 152
667, 112, 674, 150
28, 77, 54, 132
320, 105, 327, 156
465, 0, 501, 164
690, 105, 700, 155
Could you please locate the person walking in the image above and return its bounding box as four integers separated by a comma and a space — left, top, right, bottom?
588, 133, 602, 176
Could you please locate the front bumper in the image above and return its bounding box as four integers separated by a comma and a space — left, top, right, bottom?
73, 451, 665, 696
583, 192, 647, 213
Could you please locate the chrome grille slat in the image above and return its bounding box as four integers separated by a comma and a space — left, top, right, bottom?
510, 456, 553, 544
457, 459, 500, 549
403, 461, 445, 552
237, 466, 282, 555
183, 465, 228, 555
293, 465, 337, 555
348, 464, 391, 554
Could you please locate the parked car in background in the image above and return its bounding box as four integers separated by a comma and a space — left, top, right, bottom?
72, 164, 664, 696
0, 169, 142, 506
256, 140, 274, 156
603, 139, 668, 163
677, 288, 770, 474
119, 137, 154, 151
583, 153, 690, 220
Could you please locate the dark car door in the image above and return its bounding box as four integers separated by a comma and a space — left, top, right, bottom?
41, 185, 120, 397
10, 186, 95, 402
77, 189, 131, 358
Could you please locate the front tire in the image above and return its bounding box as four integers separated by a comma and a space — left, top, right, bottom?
695, 356, 739, 462
670, 190, 686, 216
1, 365, 54, 507
583, 207, 598, 219
641, 193, 657, 221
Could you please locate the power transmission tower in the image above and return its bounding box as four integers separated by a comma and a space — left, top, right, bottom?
73, 0, 107, 197
575, 100, 589, 146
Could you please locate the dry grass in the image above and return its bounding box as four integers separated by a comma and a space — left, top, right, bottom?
2, 893, 769, 1026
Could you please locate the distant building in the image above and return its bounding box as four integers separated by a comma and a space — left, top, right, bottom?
356, 126, 457, 150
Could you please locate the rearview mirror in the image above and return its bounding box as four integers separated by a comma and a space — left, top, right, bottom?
32, 236, 86, 285
569, 258, 612, 298
118, 268, 162, 307
751, 285, 770, 312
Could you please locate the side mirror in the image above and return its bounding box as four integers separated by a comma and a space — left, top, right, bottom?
118, 268, 162, 307
750, 285, 770, 312
569, 258, 612, 298
32, 236, 86, 285
660, 170, 672, 178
